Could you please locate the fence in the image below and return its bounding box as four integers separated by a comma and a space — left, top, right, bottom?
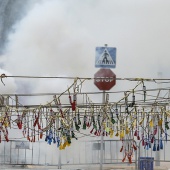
0, 139, 137, 169
2, 139, 170, 169
138, 139, 170, 170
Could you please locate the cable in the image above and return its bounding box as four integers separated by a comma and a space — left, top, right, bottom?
3, 73, 170, 82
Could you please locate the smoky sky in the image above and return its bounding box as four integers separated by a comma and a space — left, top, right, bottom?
0, 0, 170, 96
0, 0, 170, 144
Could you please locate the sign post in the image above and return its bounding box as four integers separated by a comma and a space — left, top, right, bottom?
94, 44, 117, 170
100, 90, 105, 170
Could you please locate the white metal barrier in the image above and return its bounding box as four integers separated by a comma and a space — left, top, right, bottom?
138, 139, 170, 170
0, 139, 137, 169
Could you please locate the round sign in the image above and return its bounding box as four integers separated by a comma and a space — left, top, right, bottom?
94, 68, 116, 90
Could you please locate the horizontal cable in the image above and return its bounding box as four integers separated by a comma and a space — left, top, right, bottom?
2, 74, 170, 81
1, 87, 170, 96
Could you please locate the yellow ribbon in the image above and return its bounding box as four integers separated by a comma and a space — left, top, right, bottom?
115, 132, 119, 137
120, 131, 125, 139
125, 127, 130, 134
109, 128, 114, 138
149, 120, 153, 127
158, 119, 162, 126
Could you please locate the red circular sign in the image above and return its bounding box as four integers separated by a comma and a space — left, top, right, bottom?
94, 69, 116, 90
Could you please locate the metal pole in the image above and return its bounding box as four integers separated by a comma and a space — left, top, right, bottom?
25, 148, 26, 165
58, 150, 61, 169
100, 90, 105, 170
155, 72, 162, 166
138, 140, 141, 170
58, 116, 61, 169
38, 142, 40, 165
10, 141, 11, 164
135, 148, 137, 170
4, 141, 5, 164
31, 143, 33, 164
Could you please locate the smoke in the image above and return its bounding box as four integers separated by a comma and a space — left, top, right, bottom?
1, 0, 170, 167
4, 0, 94, 76
1, 0, 97, 101
1, 0, 170, 94
0, 0, 169, 113
0, 0, 169, 114
0, 0, 170, 131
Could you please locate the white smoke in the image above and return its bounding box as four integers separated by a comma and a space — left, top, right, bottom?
1, 0, 170, 116
1, 0, 98, 104
4, 0, 94, 77
0, 0, 170, 112
2, 0, 170, 94
1, 0, 170, 167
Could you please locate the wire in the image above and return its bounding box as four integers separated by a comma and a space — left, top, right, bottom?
3, 74, 170, 82
0, 87, 169, 96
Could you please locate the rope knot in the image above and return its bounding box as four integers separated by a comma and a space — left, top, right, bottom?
1, 73, 7, 86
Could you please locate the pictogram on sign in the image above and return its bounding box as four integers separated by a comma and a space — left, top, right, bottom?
95, 46, 116, 68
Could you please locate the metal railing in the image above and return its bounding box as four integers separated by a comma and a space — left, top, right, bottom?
138, 139, 170, 170
0, 139, 137, 169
